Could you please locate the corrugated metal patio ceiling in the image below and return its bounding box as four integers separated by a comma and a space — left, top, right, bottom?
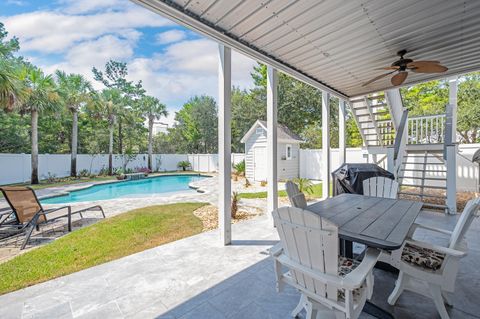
133, 0, 480, 99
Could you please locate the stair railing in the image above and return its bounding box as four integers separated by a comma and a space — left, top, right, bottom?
391, 109, 409, 178
407, 114, 446, 144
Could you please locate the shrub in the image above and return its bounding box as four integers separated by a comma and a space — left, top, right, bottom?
231, 192, 239, 218
45, 172, 57, 183
177, 161, 191, 171
98, 167, 109, 176
78, 169, 89, 178
244, 178, 251, 188
293, 177, 314, 194
233, 160, 245, 176
260, 180, 267, 187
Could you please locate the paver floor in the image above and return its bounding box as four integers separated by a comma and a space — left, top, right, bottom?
0, 209, 478, 319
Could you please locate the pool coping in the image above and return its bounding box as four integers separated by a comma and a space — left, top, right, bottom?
39, 173, 213, 203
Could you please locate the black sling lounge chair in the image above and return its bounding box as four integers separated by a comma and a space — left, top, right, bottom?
0, 186, 105, 249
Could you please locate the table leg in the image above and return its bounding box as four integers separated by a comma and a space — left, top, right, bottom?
340, 239, 354, 258
67, 207, 72, 232
340, 240, 396, 318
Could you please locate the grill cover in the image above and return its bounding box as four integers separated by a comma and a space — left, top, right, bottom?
332, 163, 394, 196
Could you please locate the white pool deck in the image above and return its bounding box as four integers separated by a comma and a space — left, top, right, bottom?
0, 209, 479, 319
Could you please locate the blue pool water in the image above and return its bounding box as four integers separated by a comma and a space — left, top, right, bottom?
41, 175, 206, 204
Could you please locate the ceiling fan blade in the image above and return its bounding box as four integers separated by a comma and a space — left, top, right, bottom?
409, 60, 440, 65
362, 70, 396, 86
391, 71, 408, 86
409, 63, 448, 73
375, 66, 400, 70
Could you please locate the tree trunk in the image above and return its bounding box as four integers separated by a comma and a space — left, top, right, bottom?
70, 110, 78, 177
118, 119, 123, 154
148, 116, 154, 171
31, 110, 39, 184
108, 124, 114, 175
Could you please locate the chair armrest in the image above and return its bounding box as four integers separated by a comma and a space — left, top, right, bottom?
43, 206, 70, 215
342, 248, 380, 288
410, 222, 452, 237
276, 254, 349, 289
0, 207, 12, 215
269, 243, 283, 257
405, 239, 465, 258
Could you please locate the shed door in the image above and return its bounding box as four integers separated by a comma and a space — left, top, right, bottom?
254, 147, 267, 181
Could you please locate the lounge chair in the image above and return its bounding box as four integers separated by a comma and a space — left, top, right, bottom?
0, 186, 105, 249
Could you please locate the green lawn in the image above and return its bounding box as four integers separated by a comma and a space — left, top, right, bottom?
238, 183, 323, 199
0, 203, 206, 295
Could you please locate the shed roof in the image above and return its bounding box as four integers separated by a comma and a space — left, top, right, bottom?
240, 120, 303, 143
134, 0, 480, 99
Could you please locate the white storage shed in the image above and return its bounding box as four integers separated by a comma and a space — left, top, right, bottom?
241, 120, 303, 182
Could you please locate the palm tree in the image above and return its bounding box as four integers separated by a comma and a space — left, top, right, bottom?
0, 58, 24, 112
139, 96, 168, 171
18, 66, 59, 184
92, 88, 123, 175
55, 71, 93, 177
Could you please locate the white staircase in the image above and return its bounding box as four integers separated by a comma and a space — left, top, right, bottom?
397, 148, 448, 211
348, 89, 457, 214
349, 95, 395, 148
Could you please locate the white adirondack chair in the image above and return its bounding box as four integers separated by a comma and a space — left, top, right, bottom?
386, 198, 480, 319
271, 207, 380, 319
362, 176, 399, 199
285, 181, 308, 209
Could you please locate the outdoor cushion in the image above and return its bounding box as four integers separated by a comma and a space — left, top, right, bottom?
337, 256, 363, 301
401, 242, 445, 271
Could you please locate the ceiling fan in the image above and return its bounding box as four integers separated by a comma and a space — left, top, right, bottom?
362, 50, 448, 87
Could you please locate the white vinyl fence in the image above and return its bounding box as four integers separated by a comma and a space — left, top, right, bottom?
1, 146, 479, 192
299, 145, 480, 192
0, 153, 245, 185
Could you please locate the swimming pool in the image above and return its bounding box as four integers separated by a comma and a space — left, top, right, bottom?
41, 174, 207, 204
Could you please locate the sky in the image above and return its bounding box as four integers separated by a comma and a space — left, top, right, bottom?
0, 0, 258, 127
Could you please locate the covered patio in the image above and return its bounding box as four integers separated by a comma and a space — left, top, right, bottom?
130, 0, 480, 240
0, 210, 478, 318
1, 0, 479, 318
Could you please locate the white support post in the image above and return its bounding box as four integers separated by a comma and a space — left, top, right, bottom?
218, 44, 232, 244
267, 66, 278, 215
322, 91, 331, 199
446, 76, 458, 215
448, 77, 458, 142
446, 145, 457, 215
339, 99, 346, 165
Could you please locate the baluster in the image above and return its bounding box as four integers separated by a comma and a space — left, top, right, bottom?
415, 118, 418, 144
430, 117, 435, 143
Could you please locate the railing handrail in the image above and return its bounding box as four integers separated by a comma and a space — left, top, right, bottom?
393, 109, 409, 160
407, 113, 446, 120
407, 112, 446, 145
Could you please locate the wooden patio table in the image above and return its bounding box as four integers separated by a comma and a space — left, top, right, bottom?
307, 193, 424, 319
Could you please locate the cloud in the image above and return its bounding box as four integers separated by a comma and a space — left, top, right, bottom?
1, 3, 172, 54
40, 35, 136, 91
128, 38, 257, 107
3, 0, 257, 113
58, 0, 126, 14
155, 30, 187, 45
